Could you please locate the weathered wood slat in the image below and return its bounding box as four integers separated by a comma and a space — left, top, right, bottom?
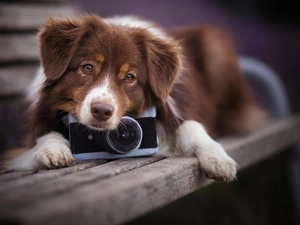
0, 65, 38, 95
1, 157, 209, 225
0, 171, 33, 182
0, 116, 299, 225
0, 35, 38, 62
0, 156, 164, 208
222, 116, 300, 168
0, 3, 79, 30
0, 159, 106, 183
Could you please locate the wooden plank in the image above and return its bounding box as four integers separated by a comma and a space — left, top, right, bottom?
0, 3, 79, 30
0, 156, 164, 207
0, 116, 299, 225
222, 116, 300, 168
0, 159, 105, 183
0, 157, 209, 225
0, 65, 38, 95
0, 171, 33, 182
0, 34, 38, 62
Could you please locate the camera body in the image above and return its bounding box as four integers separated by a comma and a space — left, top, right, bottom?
68, 107, 158, 160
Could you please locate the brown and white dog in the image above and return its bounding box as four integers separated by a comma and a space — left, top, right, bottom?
8, 14, 264, 182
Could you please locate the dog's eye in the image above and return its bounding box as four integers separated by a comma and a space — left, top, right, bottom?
82, 64, 93, 72
124, 73, 135, 81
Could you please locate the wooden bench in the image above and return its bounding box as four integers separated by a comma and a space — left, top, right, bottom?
0, 0, 79, 153
1, 2, 299, 224
0, 0, 78, 96
0, 115, 299, 225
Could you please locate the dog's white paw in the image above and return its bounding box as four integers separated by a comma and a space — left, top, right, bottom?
32, 132, 75, 170
8, 132, 75, 171
33, 142, 75, 169
175, 120, 237, 182
196, 142, 237, 182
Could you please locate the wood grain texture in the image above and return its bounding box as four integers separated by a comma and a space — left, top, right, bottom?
0, 156, 164, 208
0, 3, 79, 30
0, 65, 38, 95
0, 35, 38, 62
1, 157, 209, 225
0, 159, 106, 183
222, 116, 300, 168
0, 116, 299, 225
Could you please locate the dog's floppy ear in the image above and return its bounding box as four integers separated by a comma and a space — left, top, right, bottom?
145, 37, 183, 103
38, 17, 80, 80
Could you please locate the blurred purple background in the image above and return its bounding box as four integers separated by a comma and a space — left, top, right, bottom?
75, 0, 300, 113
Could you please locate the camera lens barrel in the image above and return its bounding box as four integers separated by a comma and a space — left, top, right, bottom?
105, 116, 143, 154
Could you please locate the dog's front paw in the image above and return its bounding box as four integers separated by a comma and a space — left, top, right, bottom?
33, 132, 75, 169
8, 132, 75, 171
197, 142, 237, 182
33, 142, 75, 169
175, 120, 237, 182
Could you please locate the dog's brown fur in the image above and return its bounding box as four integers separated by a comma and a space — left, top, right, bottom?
30, 15, 260, 145
6, 14, 265, 181
30, 15, 183, 145
168, 26, 261, 137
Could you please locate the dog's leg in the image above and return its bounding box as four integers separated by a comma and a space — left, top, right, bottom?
8, 131, 75, 171
176, 120, 237, 182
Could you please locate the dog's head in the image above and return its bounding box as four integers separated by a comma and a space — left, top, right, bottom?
38, 14, 182, 130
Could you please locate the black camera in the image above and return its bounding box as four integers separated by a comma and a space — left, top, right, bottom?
68, 107, 158, 160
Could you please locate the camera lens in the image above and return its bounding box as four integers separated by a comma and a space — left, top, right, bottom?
105, 117, 143, 154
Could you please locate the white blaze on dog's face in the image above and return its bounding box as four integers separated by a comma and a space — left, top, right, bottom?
35, 15, 182, 131
79, 77, 119, 130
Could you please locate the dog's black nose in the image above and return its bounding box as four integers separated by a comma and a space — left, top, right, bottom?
91, 102, 114, 121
